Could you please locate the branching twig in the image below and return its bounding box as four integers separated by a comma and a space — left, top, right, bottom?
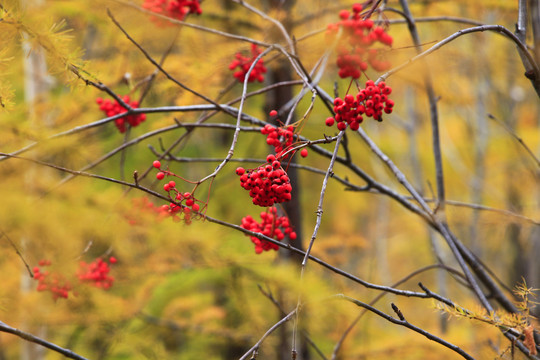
238, 311, 296, 360
378, 25, 540, 93
335, 295, 476, 360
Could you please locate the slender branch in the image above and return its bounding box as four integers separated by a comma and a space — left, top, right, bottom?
378, 25, 540, 90
0, 228, 33, 277
232, 0, 295, 54
301, 131, 344, 267
293, 130, 344, 355
238, 310, 296, 360
488, 113, 540, 169
331, 264, 467, 360
114, 0, 272, 48
107, 10, 231, 115
336, 295, 476, 360
398, 0, 445, 218
356, 127, 433, 215
0, 321, 89, 360
197, 46, 275, 184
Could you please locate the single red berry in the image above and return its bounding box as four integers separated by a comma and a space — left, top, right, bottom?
339, 9, 350, 20
192, 203, 200, 211
156, 172, 165, 180
153, 160, 161, 169
325, 117, 335, 126
109, 256, 117, 264
168, 181, 176, 188
236, 167, 245, 176
300, 149, 308, 158
269, 110, 278, 117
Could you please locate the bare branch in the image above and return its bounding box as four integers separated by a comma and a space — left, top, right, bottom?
336, 295, 476, 360
0, 321, 89, 360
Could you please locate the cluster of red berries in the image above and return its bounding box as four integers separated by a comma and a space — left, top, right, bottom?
229, 44, 267, 83
142, 0, 202, 24
326, 3, 393, 78
33, 259, 72, 300
236, 155, 292, 207
327, 80, 394, 131
153, 160, 202, 224
241, 207, 297, 254
33, 257, 117, 300
96, 95, 146, 133
261, 110, 296, 156
78, 257, 117, 290
262, 110, 309, 159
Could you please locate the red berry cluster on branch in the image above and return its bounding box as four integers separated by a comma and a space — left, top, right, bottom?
236, 155, 292, 207
241, 207, 297, 254
261, 123, 295, 160
326, 3, 393, 78
327, 80, 394, 131
142, 0, 202, 24
78, 257, 117, 290
33, 260, 72, 300
152, 160, 202, 224
229, 44, 267, 83
33, 257, 118, 300
96, 95, 146, 133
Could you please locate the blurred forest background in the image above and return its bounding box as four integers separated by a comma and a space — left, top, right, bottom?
0, 0, 539, 359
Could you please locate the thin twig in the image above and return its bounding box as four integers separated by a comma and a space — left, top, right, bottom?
378, 25, 540, 87
114, 0, 272, 48
232, 0, 295, 54
335, 295, 476, 360
331, 264, 467, 360
197, 46, 275, 184
488, 113, 540, 169
238, 311, 296, 360
0, 321, 89, 360
0, 228, 33, 277
293, 131, 344, 354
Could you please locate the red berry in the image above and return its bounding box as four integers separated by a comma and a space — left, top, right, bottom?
236, 167, 245, 176
325, 117, 335, 126
153, 160, 161, 168
339, 10, 350, 20
300, 149, 308, 158
109, 256, 117, 264
269, 110, 278, 117
156, 172, 165, 180
168, 181, 176, 188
